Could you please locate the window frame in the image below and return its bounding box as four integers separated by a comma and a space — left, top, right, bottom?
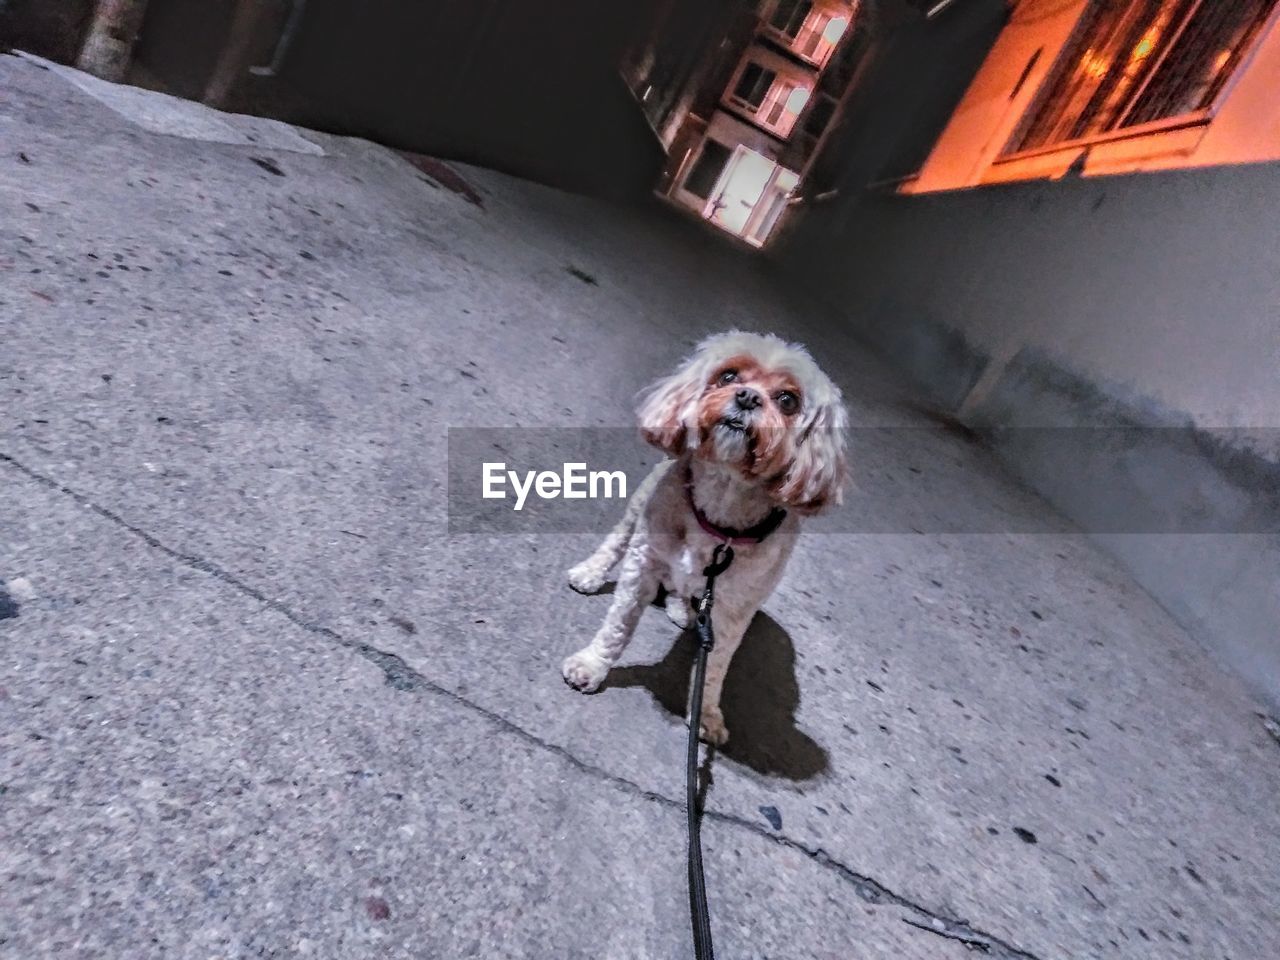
767, 0, 815, 39
722, 56, 813, 139
729, 62, 779, 111
999, 0, 1280, 165
759, 0, 852, 68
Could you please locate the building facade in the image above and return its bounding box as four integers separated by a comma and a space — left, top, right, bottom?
772, 0, 1280, 712
908, 0, 1280, 192
624, 0, 868, 247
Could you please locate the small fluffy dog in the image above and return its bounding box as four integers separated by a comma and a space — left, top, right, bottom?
562, 331, 847, 745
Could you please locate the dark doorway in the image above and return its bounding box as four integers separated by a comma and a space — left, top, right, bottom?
684, 139, 732, 200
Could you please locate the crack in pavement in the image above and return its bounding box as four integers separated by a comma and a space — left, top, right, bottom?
2, 450, 1042, 960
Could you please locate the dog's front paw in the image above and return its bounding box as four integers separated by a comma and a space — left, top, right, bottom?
698, 705, 729, 746
562, 648, 609, 692
664, 593, 691, 629
567, 562, 608, 595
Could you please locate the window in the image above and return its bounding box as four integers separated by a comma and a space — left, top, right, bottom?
793, 10, 849, 62
759, 79, 810, 132
763, 0, 852, 66
1010, 0, 1278, 154
727, 60, 812, 137
770, 0, 814, 38
801, 93, 837, 140
732, 62, 777, 109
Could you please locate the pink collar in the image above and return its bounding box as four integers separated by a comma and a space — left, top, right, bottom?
684, 468, 786, 545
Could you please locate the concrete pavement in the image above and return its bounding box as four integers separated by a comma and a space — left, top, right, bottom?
3, 54, 1279, 959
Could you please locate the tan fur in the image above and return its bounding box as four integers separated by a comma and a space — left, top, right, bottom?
563, 332, 848, 745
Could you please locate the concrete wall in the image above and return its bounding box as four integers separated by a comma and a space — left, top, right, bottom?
4, 0, 671, 201
0, 0, 93, 63
281, 0, 668, 200
791, 163, 1280, 437
774, 4, 1280, 710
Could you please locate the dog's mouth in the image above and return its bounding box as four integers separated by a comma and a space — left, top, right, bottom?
709, 416, 758, 469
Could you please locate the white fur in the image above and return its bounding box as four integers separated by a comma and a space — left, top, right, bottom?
562, 332, 846, 745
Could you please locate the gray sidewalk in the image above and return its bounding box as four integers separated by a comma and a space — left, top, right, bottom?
2, 54, 1278, 959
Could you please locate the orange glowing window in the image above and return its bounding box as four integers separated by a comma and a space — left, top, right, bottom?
1009, 0, 1279, 155
1080, 49, 1109, 80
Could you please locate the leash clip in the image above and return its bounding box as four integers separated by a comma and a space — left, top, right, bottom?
703, 542, 734, 580
694, 543, 734, 649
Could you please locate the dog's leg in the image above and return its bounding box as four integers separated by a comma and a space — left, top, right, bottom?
567, 461, 668, 593
663, 591, 691, 629
695, 605, 754, 746
563, 550, 658, 692
567, 510, 637, 594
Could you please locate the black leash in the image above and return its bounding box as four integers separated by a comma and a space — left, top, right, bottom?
687, 542, 734, 960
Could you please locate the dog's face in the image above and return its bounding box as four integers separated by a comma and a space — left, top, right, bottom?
637, 332, 847, 513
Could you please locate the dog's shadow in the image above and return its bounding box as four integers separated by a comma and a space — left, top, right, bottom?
605, 611, 829, 781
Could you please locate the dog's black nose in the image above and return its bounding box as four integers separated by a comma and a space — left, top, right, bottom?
734, 387, 762, 411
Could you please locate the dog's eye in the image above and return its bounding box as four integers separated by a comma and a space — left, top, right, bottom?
718, 370, 738, 385
776, 391, 801, 415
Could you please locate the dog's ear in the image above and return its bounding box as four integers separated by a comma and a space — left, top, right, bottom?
636, 359, 705, 456
773, 395, 848, 514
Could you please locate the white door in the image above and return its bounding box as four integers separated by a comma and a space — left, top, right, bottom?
743, 166, 799, 247
706, 147, 778, 237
